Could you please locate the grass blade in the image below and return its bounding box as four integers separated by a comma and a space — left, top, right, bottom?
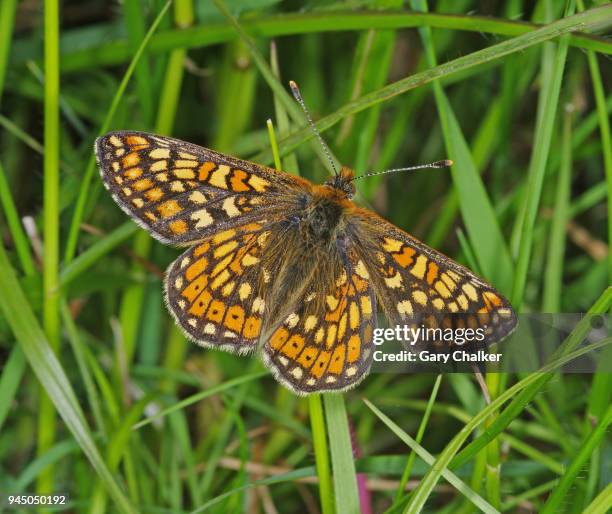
0, 0, 18, 105
394, 375, 442, 503
577, 0, 612, 284
363, 398, 499, 514
38, 0, 61, 493
255, 5, 612, 166
324, 394, 360, 514
583, 482, 612, 514
411, 0, 513, 294
0, 345, 26, 433
542, 107, 573, 311
309, 395, 334, 514
540, 405, 612, 513
0, 242, 136, 514
511, 2, 574, 308
0, 160, 36, 276
63, 0, 172, 265
26, 10, 612, 73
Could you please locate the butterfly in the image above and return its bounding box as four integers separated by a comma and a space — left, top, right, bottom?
96, 130, 517, 394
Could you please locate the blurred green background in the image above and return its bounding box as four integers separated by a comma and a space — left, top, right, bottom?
0, 1, 611, 513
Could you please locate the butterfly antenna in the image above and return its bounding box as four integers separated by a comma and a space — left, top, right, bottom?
289, 80, 339, 176
352, 160, 453, 181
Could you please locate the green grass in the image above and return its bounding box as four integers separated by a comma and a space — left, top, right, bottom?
1, 1, 611, 512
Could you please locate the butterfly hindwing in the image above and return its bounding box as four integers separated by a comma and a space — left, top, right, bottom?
262, 238, 377, 394
164, 222, 276, 353
96, 131, 310, 245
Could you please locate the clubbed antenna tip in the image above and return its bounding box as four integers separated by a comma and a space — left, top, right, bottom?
433, 159, 453, 168
289, 79, 338, 176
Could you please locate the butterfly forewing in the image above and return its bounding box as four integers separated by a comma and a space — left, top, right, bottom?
96, 131, 310, 245
352, 209, 517, 346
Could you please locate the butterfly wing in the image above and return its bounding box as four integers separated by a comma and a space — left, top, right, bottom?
96, 131, 311, 245
165, 221, 277, 353
351, 209, 517, 346
262, 237, 377, 394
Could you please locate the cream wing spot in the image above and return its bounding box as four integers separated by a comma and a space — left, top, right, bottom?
252, 297, 265, 314
149, 148, 170, 159
208, 164, 230, 188
189, 191, 207, 204
457, 294, 469, 310
355, 261, 370, 279
304, 315, 318, 332
175, 160, 198, 168
222, 197, 241, 217
410, 255, 427, 279
150, 160, 167, 172
462, 283, 478, 302
170, 180, 185, 192
432, 298, 445, 310
173, 168, 195, 179
382, 237, 403, 252
239, 283, 252, 301
412, 290, 428, 306
286, 313, 300, 329
384, 271, 402, 289
397, 300, 413, 315
335, 271, 348, 286
247, 174, 270, 192
191, 209, 214, 228
242, 254, 259, 266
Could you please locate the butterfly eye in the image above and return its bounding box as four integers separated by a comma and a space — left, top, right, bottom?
324, 173, 355, 198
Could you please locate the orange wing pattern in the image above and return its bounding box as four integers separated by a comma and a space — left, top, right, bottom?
96, 131, 310, 245
353, 209, 517, 346
165, 223, 273, 353
263, 240, 377, 393
97, 130, 518, 395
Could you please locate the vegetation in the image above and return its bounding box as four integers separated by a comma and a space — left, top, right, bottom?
0, 0, 611, 512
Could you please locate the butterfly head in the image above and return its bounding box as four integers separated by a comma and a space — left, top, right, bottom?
324, 166, 356, 199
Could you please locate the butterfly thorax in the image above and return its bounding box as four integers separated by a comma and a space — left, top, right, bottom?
301, 169, 356, 247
